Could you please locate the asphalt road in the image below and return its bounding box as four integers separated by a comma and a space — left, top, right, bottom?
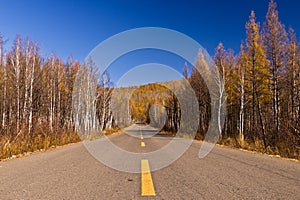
0, 124, 299, 199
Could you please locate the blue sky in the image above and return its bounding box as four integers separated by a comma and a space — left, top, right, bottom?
0, 0, 299, 85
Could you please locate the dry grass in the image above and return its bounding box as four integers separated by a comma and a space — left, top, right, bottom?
159, 130, 299, 160
0, 127, 122, 160
0, 130, 80, 160
218, 137, 300, 160
1, 127, 298, 161
102, 127, 121, 136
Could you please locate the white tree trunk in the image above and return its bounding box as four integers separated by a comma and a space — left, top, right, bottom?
239, 69, 245, 141
28, 50, 35, 134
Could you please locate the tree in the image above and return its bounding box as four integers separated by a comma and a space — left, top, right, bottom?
194, 49, 226, 139
25, 39, 39, 134
182, 62, 189, 79
0, 34, 6, 130
65, 56, 80, 129
72, 57, 99, 137
98, 70, 113, 130
214, 43, 237, 137
7, 35, 23, 135
263, 0, 288, 139
286, 28, 300, 138
190, 52, 210, 138
236, 44, 247, 141
245, 11, 270, 147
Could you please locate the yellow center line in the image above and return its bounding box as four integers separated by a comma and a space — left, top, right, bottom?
141, 141, 145, 147
141, 159, 156, 196
140, 125, 144, 140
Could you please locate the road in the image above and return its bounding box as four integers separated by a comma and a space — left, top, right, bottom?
0, 124, 299, 199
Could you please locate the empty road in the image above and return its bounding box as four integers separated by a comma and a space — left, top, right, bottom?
0, 124, 299, 199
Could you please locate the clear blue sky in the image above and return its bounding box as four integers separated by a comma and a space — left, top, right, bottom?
0, 0, 299, 85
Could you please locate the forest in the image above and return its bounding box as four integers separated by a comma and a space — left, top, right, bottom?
0, 0, 299, 159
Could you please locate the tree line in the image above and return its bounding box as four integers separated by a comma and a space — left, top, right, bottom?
0, 0, 299, 159
127, 0, 300, 158
0, 36, 113, 158
190, 0, 299, 158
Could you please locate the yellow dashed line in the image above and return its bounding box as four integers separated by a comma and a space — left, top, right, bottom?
141, 159, 156, 196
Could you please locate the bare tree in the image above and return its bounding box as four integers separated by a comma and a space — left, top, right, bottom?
9, 35, 23, 135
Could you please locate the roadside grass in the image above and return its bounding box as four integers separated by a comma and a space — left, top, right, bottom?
0, 131, 80, 160
102, 127, 121, 136
215, 137, 299, 160
1, 127, 298, 161
160, 131, 300, 161
0, 127, 121, 161
80, 127, 121, 141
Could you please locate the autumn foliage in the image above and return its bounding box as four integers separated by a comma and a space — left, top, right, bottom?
0, 0, 299, 160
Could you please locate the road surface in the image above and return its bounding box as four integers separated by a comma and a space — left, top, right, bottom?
0, 124, 299, 199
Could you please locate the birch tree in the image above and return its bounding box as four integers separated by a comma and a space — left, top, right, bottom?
8, 35, 23, 135
236, 44, 247, 141
0, 34, 6, 130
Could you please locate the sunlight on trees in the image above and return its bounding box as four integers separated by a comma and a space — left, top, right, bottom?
0, 0, 299, 160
